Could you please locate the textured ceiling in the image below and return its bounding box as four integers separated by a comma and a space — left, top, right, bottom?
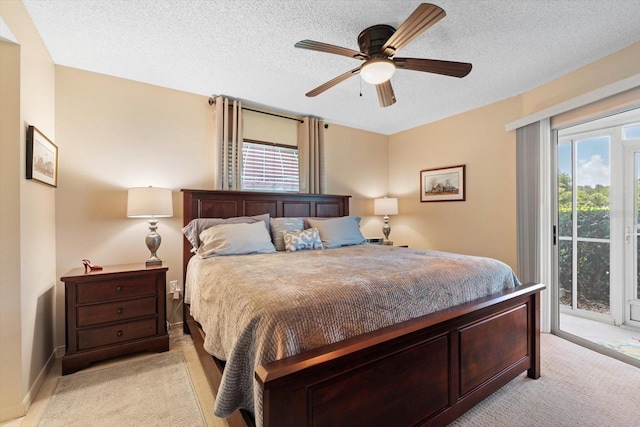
22, 0, 640, 135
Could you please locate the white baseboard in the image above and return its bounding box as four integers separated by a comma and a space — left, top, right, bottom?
19, 349, 57, 420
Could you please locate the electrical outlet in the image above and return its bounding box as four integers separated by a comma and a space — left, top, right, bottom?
169, 280, 178, 293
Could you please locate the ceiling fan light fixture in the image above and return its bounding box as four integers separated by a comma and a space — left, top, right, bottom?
360, 57, 396, 84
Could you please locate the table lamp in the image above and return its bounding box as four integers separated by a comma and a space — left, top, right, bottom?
127, 186, 173, 266
374, 197, 398, 245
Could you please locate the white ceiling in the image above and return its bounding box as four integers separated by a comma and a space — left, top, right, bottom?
22, 0, 640, 135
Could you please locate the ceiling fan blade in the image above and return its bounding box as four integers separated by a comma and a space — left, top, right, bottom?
375, 80, 396, 107
295, 40, 367, 60
305, 67, 361, 97
382, 3, 446, 56
394, 57, 472, 78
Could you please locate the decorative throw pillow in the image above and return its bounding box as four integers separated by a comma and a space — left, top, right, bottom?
196, 221, 276, 258
269, 217, 305, 251
182, 213, 270, 252
283, 228, 324, 252
306, 216, 365, 248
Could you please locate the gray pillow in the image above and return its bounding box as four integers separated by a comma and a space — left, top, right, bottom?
196, 221, 276, 258
269, 217, 305, 251
182, 213, 270, 252
306, 216, 365, 248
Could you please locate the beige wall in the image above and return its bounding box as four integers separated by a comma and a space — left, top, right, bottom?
0, 0, 56, 421
324, 123, 389, 238
389, 97, 520, 268
0, 40, 24, 422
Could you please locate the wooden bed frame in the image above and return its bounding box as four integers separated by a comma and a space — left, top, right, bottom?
181, 189, 545, 427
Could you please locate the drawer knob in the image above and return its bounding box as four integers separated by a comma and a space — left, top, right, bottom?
116, 308, 123, 315
116, 286, 123, 292
116, 330, 123, 337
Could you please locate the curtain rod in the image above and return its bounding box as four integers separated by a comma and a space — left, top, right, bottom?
208, 97, 304, 123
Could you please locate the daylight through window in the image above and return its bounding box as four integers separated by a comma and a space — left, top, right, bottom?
242, 141, 299, 192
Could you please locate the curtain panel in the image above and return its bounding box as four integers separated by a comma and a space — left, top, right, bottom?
516, 121, 542, 284
516, 118, 552, 332
213, 96, 243, 190
298, 117, 325, 194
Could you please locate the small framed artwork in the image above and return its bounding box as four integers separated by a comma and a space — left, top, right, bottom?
26, 125, 58, 187
420, 164, 465, 202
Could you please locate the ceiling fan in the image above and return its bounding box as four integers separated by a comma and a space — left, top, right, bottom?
295, 3, 472, 107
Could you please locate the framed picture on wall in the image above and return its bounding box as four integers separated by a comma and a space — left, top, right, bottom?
420, 164, 465, 202
26, 125, 58, 187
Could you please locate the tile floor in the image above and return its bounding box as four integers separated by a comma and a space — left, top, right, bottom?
559, 312, 640, 365
560, 312, 639, 342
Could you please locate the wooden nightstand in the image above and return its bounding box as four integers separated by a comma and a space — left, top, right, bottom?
61, 263, 169, 375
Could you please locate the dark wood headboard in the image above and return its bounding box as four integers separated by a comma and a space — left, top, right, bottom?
181, 189, 351, 278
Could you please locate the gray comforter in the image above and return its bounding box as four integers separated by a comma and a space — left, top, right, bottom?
186, 244, 520, 425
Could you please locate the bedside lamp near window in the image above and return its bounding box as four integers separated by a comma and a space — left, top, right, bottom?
127, 186, 173, 266
374, 197, 398, 246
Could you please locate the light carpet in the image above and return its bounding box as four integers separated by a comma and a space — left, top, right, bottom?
37, 352, 205, 427
451, 333, 640, 426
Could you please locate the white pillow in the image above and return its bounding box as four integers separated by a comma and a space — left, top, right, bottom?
196, 221, 276, 258
306, 216, 365, 248
283, 228, 324, 252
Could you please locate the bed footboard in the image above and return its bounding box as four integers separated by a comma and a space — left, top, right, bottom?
256, 282, 544, 427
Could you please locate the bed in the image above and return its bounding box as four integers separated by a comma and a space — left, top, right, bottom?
181, 189, 544, 427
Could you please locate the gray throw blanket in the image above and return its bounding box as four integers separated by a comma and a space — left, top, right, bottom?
186, 244, 520, 425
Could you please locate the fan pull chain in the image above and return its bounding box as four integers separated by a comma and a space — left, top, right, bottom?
359, 76, 362, 97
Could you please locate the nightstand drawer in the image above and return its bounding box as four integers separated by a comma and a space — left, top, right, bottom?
77, 276, 156, 303
77, 318, 158, 351
62, 263, 169, 374
77, 296, 157, 327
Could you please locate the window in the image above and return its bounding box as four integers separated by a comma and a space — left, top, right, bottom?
241, 141, 299, 192
623, 123, 640, 140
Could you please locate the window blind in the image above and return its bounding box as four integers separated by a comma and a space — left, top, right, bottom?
241, 142, 299, 192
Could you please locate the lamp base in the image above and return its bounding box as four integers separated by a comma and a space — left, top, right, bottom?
145, 218, 163, 267
382, 215, 392, 246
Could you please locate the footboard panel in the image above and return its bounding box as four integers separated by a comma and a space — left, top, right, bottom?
459, 303, 529, 395
310, 335, 450, 426
257, 283, 544, 427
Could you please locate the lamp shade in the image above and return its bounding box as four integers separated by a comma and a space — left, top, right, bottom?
360, 58, 396, 84
127, 187, 173, 218
374, 197, 398, 216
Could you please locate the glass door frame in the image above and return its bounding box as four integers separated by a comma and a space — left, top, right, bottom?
623, 141, 640, 327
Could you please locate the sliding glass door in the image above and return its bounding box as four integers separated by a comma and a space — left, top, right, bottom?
556, 109, 640, 333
